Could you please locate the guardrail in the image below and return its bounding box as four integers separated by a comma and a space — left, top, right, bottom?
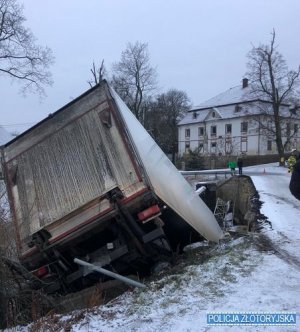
180, 169, 286, 178
180, 169, 232, 179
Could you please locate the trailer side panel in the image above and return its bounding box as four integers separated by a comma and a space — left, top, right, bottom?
3, 84, 146, 255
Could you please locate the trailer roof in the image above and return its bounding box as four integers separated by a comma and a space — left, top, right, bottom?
4, 81, 107, 147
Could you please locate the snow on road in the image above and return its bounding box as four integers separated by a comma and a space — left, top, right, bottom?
7, 164, 300, 332
70, 164, 300, 332
249, 164, 300, 257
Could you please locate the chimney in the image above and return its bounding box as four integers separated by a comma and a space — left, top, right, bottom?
242, 78, 248, 89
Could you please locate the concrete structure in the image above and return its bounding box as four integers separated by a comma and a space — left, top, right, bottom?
178, 79, 300, 156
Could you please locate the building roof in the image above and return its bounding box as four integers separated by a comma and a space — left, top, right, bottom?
192, 84, 255, 110
177, 104, 260, 126
178, 80, 297, 126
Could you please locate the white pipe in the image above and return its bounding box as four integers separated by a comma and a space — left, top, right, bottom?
195, 186, 207, 195
74, 258, 146, 289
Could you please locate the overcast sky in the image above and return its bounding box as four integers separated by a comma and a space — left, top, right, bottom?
1, 0, 300, 134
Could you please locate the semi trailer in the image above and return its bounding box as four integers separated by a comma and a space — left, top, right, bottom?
1, 81, 223, 293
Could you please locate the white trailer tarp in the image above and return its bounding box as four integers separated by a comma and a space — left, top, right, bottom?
110, 88, 223, 242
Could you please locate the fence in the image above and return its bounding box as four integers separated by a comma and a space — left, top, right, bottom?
179, 153, 285, 171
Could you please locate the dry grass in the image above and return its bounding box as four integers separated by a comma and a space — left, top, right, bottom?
29, 311, 86, 332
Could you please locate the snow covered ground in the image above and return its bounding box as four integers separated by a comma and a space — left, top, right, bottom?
6, 164, 300, 332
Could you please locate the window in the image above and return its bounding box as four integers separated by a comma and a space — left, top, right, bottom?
294, 123, 298, 133
211, 141, 217, 154
198, 127, 204, 136
211, 125, 217, 137
241, 137, 247, 152
185, 141, 190, 152
267, 140, 272, 151
193, 112, 198, 119
198, 141, 204, 152
286, 123, 291, 137
225, 139, 232, 154
225, 124, 232, 135
241, 121, 248, 133
185, 128, 190, 138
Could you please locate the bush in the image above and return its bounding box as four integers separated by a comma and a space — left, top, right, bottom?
178, 149, 205, 171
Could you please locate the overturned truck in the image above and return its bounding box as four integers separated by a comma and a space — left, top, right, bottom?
1, 81, 223, 293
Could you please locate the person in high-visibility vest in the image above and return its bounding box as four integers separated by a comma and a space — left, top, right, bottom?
289, 153, 300, 201
228, 160, 237, 175
287, 149, 298, 173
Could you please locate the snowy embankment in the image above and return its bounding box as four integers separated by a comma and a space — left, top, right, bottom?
6, 164, 300, 332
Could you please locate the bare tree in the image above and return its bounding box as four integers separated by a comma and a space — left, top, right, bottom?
87, 59, 106, 88
217, 136, 241, 156
112, 41, 157, 123
146, 89, 190, 162
0, 0, 54, 95
246, 29, 300, 163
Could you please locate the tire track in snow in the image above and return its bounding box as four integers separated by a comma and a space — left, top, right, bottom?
254, 233, 300, 272
262, 192, 300, 211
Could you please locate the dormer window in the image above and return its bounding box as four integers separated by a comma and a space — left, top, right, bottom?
235, 105, 242, 113
193, 112, 198, 119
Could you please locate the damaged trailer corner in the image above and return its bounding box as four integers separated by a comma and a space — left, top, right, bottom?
1, 81, 223, 294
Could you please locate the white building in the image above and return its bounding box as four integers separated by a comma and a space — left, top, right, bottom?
178, 79, 300, 157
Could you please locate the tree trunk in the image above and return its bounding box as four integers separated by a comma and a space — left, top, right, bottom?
273, 104, 285, 165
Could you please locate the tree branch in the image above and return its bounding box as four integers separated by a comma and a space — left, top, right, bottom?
0, 0, 54, 95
